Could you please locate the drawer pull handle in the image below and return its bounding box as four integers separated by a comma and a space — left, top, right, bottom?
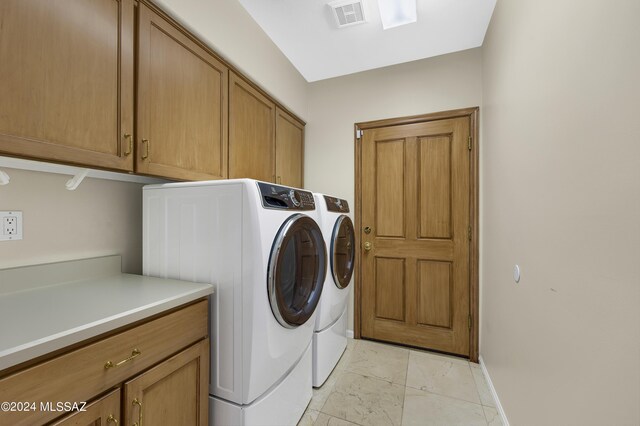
107, 414, 119, 424
104, 348, 141, 369
132, 398, 143, 426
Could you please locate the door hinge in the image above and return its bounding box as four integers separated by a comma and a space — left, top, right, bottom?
468, 315, 472, 330
356, 129, 363, 139
468, 136, 472, 150
468, 226, 472, 240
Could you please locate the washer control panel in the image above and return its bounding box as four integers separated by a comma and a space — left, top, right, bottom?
258, 182, 315, 210
324, 196, 350, 213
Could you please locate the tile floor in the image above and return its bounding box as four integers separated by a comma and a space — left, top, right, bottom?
298, 339, 503, 426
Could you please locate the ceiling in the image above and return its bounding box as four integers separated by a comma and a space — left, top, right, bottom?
236, 0, 496, 82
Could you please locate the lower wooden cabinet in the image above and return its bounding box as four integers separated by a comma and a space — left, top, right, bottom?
51, 388, 121, 426
0, 300, 209, 426
51, 340, 209, 426
124, 339, 209, 426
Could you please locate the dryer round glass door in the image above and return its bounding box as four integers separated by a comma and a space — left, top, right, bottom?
330, 215, 355, 289
268, 214, 327, 328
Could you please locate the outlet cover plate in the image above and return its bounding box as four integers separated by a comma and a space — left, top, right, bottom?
1, 211, 23, 241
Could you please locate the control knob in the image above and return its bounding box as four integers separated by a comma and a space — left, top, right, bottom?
289, 190, 301, 207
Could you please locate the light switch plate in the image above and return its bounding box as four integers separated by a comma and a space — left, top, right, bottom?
1, 211, 23, 241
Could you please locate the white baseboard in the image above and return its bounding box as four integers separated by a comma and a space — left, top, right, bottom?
346, 329, 354, 339
478, 355, 510, 426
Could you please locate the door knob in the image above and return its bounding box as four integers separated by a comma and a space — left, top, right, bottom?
363, 242, 372, 251
363, 226, 372, 234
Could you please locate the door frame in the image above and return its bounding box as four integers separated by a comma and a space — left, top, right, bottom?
353, 107, 480, 362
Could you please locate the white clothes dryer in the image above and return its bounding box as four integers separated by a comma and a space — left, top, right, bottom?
143, 179, 327, 426
312, 194, 355, 387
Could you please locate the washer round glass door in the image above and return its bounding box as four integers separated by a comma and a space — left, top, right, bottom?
268, 214, 327, 328
330, 215, 355, 289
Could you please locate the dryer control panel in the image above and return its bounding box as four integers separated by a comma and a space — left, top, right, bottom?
258, 182, 315, 210
324, 196, 350, 213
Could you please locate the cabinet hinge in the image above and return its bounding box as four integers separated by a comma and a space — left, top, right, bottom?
468, 315, 472, 330
468, 226, 472, 240
468, 136, 472, 150
356, 129, 363, 139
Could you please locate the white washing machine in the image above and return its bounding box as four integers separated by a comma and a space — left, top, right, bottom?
143, 179, 327, 426
312, 194, 355, 387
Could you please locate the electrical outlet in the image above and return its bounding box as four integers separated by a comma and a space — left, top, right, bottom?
0, 211, 23, 241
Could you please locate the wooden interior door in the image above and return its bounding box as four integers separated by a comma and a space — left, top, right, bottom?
0, 0, 134, 171
360, 117, 472, 356
123, 339, 209, 426
275, 107, 304, 188
228, 72, 276, 182
137, 4, 228, 180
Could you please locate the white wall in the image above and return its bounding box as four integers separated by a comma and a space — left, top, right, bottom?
481, 0, 640, 425
305, 48, 483, 330
0, 168, 143, 274
154, 0, 309, 119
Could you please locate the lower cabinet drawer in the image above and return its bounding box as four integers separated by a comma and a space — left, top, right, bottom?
0, 300, 208, 426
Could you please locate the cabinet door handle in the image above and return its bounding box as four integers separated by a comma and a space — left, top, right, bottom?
107, 414, 119, 425
104, 348, 141, 369
277, 176, 281, 184
132, 398, 143, 426
123, 133, 133, 156
141, 139, 150, 159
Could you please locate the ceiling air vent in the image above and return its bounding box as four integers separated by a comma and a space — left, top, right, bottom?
328, 0, 366, 28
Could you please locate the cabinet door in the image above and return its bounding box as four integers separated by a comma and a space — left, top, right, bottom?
50, 388, 120, 426
275, 107, 305, 188
0, 0, 134, 171
228, 72, 276, 182
137, 4, 228, 181
123, 339, 209, 426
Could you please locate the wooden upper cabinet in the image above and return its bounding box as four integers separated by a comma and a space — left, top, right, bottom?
137, 3, 228, 181
0, 0, 135, 171
228, 71, 276, 182
275, 107, 304, 188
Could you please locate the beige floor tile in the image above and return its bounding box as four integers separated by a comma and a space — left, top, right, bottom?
405, 350, 480, 404
333, 339, 356, 372
315, 412, 361, 426
298, 408, 320, 426
346, 337, 357, 350
345, 339, 409, 385
309, 370, 341, 411
402, 387, 487, 426
471, 364, 496, 407
483, 406, 504, 426
322, 371, 404, 426
408, 349, 470, 366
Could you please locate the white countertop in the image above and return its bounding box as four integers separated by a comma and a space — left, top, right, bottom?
0, 256, 213, 371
